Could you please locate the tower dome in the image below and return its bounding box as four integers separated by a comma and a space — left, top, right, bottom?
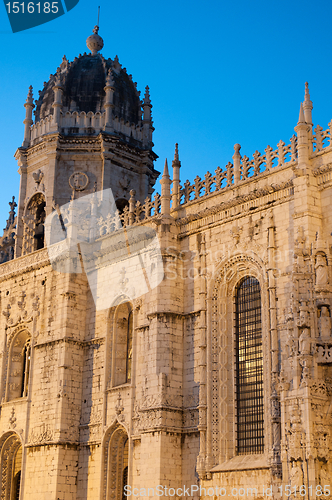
34, 53, 141, 126
31, 27, 153, 150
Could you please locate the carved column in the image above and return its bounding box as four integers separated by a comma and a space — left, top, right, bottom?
267, 210, 281, 475
197, 234, 207, 479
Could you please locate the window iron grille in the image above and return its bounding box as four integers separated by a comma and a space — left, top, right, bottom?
235, 277, 264, 454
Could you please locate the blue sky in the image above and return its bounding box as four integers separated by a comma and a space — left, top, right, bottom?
0, 0, 332, 226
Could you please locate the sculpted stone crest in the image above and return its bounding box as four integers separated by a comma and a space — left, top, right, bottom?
69, 171, 89, 191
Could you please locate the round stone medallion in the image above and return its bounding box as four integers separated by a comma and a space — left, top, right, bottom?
69, 172, 89, 191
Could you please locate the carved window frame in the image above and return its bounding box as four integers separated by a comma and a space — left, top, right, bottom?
234, 276, 264, 454
0, 432, 22, 500
102, 423, 129, 500
107, 300, 134, 389
211, 256, 271, 466
4, 329, 31, 403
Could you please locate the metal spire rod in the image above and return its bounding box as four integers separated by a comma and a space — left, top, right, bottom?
97, 6, 100, 26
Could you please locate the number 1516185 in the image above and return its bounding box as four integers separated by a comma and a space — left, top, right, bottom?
5, 2, 59, 13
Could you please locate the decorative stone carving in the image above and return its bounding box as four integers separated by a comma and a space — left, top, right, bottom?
69, 171, 89, 191
286, 403, 303, 461
290, 461, 303, 488
315, 253, 329, 288
28, 424, 54, 445
9, 408, 16, 429
319, 305, 332, 339
320, 464, 330, 486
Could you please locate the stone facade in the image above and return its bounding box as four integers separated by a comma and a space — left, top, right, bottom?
0, 29, 331, 500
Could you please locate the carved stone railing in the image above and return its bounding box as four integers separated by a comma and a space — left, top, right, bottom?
311, 121, 332, 153
118, 193, 161, 228
30, 110, 145, 144
178, 135, 298, 205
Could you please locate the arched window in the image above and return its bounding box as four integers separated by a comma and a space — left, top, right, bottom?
0, 433, 22, 500
112, 302, 133, 387
126, 312, 133, 384
6, 331, 31, 401
235, 276, 264, 454
22, 193, 46, 255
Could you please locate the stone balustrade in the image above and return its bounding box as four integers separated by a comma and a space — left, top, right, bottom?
30, 110, 145, 144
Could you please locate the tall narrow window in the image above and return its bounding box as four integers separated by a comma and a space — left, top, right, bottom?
20, 340, 31, 398
112, 303, 133, 387
6, 331, 31, 401
235, 277, 264, 454
126, 312, 133, 383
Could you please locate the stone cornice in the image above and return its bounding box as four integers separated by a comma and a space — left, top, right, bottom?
34, 337, 105, 349
0, 248, 50, 282
176, 179, 293, 237
312, 162, 332, 176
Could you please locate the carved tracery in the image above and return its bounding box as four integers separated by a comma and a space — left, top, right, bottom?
209, 254, 269, 467
5, 330, 31, 402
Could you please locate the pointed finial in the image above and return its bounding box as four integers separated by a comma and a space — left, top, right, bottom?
5, 196, 17, 230
298, 103, 306, 125
26, 86, 33, 104
160, 159, 171, 216
144, 86, 151, 105
174, 143, 179, 162
106, 68, 114, 87
303, 81, 313, 126
54, 69, 61, 86
304, 82, 310, 102
162, 158, 170, 178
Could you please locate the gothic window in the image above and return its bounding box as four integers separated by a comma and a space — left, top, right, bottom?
103, 424, 129, 500
22, 193, 46, 255
235, 276, 264, 455
126, 312, 133, 383
0, 432, 22, 500
6, 331, 31, 401
112, 303, 133, 387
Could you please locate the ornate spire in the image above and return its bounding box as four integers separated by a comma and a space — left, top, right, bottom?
144, 86, 151, 106
162, 158, 170, 178
297, 103, 306, 125
22, 86, 34, 148
52, 70, 63, 129
160, 159, 171, 217
303, 81, 313, 126
172, 143, 181, 208
174, 143, 179, 162
105, 68, 114, 87
26, 86, 33, 105
5, 197, 17, 231
104, 69, 115, 130
142, 86, 153, 148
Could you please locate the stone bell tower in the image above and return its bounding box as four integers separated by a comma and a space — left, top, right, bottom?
14, 26, 159, 258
